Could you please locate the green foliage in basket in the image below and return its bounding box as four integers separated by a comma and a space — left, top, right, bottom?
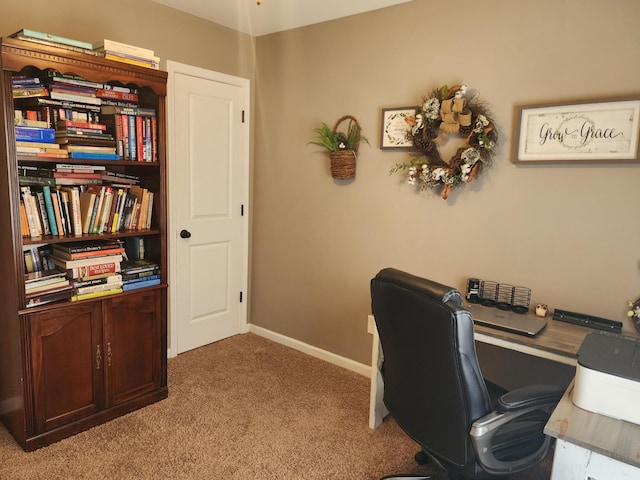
310, 119, 368, 153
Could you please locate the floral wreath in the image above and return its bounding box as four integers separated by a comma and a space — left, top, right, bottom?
391, 84, 498, 200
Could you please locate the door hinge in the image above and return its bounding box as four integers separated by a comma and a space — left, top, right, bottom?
242, 110, 245, 123
241, 204, 244, 216
240, 291, 243, 302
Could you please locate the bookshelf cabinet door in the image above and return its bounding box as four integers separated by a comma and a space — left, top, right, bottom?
104, 290, 162, 407
28, 302, 104, 433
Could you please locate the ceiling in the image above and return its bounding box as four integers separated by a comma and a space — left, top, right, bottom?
152, 0, 414, 37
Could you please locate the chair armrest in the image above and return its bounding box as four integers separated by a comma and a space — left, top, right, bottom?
497, 384, 565, 412
470, 384, 564, 475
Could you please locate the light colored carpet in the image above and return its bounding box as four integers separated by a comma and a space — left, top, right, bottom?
0, 333, 551, 479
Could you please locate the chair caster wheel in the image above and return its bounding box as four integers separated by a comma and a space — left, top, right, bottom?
415, 450, 429, 465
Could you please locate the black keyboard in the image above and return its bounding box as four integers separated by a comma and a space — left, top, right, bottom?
552, 308, 622, 333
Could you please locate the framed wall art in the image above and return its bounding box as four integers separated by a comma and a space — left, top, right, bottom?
380, 106, 416, 150
513, 96, 640, 164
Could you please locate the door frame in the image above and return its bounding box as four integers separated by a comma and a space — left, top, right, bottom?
166, 60, 250, 358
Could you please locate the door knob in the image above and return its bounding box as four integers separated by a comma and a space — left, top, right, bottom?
180, 229, 191, 239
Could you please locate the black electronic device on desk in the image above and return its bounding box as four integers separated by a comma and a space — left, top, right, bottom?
553, 308, 623, 333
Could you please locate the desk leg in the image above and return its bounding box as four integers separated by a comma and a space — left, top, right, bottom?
368, 315, 389, 429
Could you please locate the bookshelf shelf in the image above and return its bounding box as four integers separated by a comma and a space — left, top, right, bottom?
0, 37, 168, 451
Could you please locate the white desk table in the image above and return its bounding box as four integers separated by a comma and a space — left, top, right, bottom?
544, 381, 640, 479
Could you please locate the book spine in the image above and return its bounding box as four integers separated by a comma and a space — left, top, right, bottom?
42, 186, 59, 236
75, 281, 124, 296
122, 278, 160, 291
67, 261, 121, 279
128, 115, 136, 161
71, 287, 123, 301
95, 89, 138, 102
50, 190, 65, 236
15, 126, 55, 143
50, 91, 102, 106
35, 191, 52, 235
19, 29, 93, 50
136, 115, 143, 162
68, 188, 83, 235
97, 39, 155, 58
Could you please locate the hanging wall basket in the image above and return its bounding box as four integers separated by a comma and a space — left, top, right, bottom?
329, 115, 362, 179
310, 115, 367, 180
329, 149, 357, 179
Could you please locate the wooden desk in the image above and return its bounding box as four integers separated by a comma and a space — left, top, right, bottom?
544, 381, 640, 478
466, 303, 590, 367
367, 305, 637, 428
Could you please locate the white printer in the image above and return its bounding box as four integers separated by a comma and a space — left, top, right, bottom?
573, 331, 640, 425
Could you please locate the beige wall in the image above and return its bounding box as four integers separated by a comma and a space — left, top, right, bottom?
252, 0, 640, 367
3, 1, 640, 375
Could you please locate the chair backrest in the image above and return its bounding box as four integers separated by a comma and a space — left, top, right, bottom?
370, 268, 493, 471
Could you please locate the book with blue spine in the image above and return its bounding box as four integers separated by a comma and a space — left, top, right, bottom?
69, 152, 120, 160
15, 126, 55, 143
42, 186, 59, 235
122, 277, 160, 291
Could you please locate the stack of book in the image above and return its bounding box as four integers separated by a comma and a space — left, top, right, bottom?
120, 259, 161, 291
93, 39, 160, 70
49, 240, 125, 301
25, 267, 73, 308
12, 75, 48, 99
9, 29, 103, 57
54, 163, 105, 185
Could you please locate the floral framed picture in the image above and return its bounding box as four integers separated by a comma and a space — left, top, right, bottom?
380, 106, 417, 150
513, 96, 640, 164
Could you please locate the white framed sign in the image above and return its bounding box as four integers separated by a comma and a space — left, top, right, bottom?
513, 96, 640, 164
380, 106, 416, 150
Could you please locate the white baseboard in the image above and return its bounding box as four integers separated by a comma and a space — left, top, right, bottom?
248, 324, 371, 377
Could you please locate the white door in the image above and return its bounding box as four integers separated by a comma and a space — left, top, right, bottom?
166, 61, 249, 355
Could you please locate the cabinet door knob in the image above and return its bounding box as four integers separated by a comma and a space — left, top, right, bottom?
180, 229, 191, 239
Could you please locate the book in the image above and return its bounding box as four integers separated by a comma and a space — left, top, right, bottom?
25, 284, 74, 308
124, 236, 145, 261
69, 152, 120, 160
50, 90, 102, 105
122, 277, 160, 291
57, 119, 106, 131
93, 39, 155, 59
25, 278, 70, 294
11, 29, 93, 50
73, 273, 123, 289
95, 89, 138, 103
25, 266, 67, 284
121, 259, 159, 274
49, 189, 65, 236
42, 186, 59, 236
20, 186, 42, 238
122, 269, 160, 282
70, 287, 123, 302
103, 53, 160, 70
51, 255, 123, 270
61, 187, 83, 235
75, 280, 124, 296
19, 176, 57, 187
35, 190, 52, 235
123, 274, 160, 285
63, 261, 122, 280
52, 239, 124, 255
15, 126, 55, 143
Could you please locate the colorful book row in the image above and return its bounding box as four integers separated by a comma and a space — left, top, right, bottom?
20, 184, 155, 239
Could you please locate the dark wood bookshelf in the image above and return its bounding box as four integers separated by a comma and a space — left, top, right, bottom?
0, 36, 168, 451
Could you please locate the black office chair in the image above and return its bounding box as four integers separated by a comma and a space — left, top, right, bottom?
370, 268, 564, 480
